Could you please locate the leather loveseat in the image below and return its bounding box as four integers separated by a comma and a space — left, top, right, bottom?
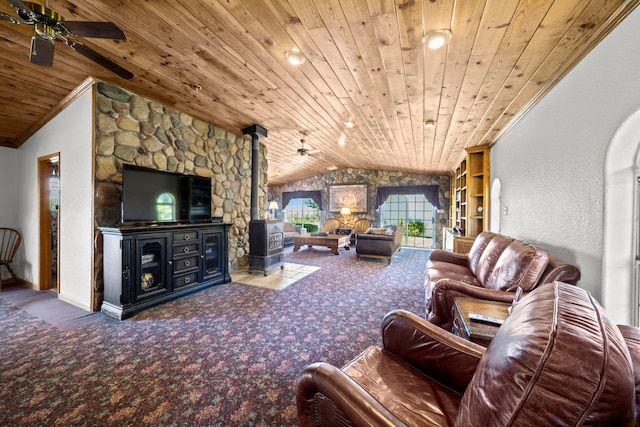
355, 224, 404, 264
425, 231, 580, 330
296, 282, 636, 426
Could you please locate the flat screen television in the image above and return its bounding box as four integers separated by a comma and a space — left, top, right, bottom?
121, 164, 212, 224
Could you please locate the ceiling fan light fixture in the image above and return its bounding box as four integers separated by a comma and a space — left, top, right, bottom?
422, 29, 452, 50
285, 50, 305, 65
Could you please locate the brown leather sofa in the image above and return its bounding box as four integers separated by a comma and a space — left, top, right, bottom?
296, 282, 636, 426
425, 231, 580, 330
355, 224, 404, 264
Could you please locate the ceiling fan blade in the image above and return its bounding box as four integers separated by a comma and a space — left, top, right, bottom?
6, 0, 33, 13
1, 12, 22, 23
68, 41, 133, 79
30, 35, 54, 66
62, 21, 126, 40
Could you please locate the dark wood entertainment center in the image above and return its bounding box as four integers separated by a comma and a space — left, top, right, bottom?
99, 222, 231, 320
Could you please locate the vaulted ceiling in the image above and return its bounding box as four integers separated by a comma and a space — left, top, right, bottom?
1, 0, 638, 186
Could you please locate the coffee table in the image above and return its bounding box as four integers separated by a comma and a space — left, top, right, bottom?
293, 234, 351, 255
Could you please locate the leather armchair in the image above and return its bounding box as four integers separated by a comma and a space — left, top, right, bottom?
296, 282, 636, 426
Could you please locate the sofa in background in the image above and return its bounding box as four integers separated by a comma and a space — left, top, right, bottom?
296, 282, 636, 426
425, 231, 581, 330
355, 224, 404, 264
283, 222, 301, 246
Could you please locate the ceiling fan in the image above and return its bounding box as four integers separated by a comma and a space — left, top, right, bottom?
0, 0, 133, 79
296, 139, 320, 159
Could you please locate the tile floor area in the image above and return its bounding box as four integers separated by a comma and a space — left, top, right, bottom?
231, 263, 320, 290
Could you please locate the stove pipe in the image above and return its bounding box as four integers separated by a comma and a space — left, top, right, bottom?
242, 124, 268, 221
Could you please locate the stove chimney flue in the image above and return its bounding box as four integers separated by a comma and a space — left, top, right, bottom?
242, 124, 268, 221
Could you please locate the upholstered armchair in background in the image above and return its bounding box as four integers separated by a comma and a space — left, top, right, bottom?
349, 218, 372, 245
319, 219, 340, 234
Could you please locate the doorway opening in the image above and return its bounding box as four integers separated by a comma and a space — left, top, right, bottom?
283, 198, 321, 232
490, 178, 502, 233
379, 194, 434, 248
38, 153, 60, 292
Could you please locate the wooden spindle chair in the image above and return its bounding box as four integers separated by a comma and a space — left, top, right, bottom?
0, 228, 22, 292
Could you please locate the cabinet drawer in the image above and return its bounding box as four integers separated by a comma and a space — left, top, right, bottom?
174, 271, 198, 289
174, 231, 198, 243
173, 255, 199, 273
173, 242, 199, 256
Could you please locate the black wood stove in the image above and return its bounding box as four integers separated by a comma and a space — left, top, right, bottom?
243, 124, 285, 275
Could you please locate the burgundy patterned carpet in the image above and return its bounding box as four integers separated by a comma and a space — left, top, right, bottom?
0, 246, 429, 426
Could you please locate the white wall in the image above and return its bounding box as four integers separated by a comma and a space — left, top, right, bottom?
0, 147, 20, 280
492, 5, 640, 324
17, 89, 94, 310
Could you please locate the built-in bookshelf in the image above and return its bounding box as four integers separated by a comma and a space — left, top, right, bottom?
449, 145, 490, 253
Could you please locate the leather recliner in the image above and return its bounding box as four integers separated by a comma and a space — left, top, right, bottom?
296, 282, 635, 426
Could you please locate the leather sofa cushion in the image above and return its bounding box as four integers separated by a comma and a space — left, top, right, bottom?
467, 231, 500, 275
473, 234, 517, 281
365, 227, 393, 235
457, 283, 636, 426
483, 240, 549, 292
343, 346, 462, 426
426, 260, 480, 287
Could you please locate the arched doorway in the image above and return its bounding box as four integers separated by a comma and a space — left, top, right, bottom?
490, 178, 501, 233
604, 110, 640, 325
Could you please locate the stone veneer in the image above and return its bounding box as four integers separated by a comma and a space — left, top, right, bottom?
93, 81, 267, 308
268, 169, 450, 249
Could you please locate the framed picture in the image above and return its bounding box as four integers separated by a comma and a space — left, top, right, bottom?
329, 184, 368, 213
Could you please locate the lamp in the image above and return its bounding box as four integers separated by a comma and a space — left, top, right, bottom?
422, 29, 452, 50
340, 207, 351, 227
268, 201, 278, 219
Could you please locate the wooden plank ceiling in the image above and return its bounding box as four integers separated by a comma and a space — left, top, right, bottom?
0, 0, 638, 186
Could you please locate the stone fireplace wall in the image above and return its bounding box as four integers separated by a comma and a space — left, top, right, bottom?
93, 81, 267, 308
268, 169, 450, 248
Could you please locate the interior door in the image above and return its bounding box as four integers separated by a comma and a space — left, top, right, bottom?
38, 153, 60, 292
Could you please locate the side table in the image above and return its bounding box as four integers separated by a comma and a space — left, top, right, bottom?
452, 297, 511, 347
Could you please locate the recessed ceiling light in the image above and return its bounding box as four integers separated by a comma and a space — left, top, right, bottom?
285, 50, 306, 65
326, 165, 338, 171
338, 134, 346, 146
424, 120, 436, 127
422, 29, 452, 50
344, 121, 354, 128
